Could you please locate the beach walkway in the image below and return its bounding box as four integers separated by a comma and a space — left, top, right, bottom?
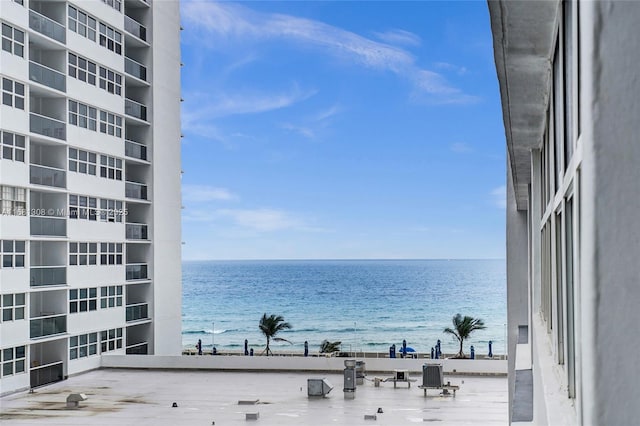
1, 368, 507, 425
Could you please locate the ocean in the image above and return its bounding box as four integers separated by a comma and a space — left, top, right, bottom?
182, 259, 506, 356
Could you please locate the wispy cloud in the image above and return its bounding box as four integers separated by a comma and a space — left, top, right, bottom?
314, 104, 342, 122
185, 85, 316, 120
374, 29, 421, 47
182, 184, 237, 202
450, 142, 473, 153
181, 1, 474, 103
217, 208, 301, 231
491, 185, 506, 209
280, 103, 343, 140
434, 62, 468, 76
280, 123, 315, 139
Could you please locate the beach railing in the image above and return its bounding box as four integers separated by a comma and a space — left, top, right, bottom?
180, 349, 507, 360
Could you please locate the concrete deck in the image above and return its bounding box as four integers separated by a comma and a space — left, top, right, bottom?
1, 368, 507, 425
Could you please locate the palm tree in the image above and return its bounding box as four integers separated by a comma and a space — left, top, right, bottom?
319, 340, 342, 354
443, 313, 486, 358
258, 313, 292, 356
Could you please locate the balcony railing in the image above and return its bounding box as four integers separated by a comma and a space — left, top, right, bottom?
126, 342, 148, 355
124, 15, 147, 41
125, 139, 147, 161
125, 98, 147, 121
30, 314, 66, 339
29, 61, 66, 92
126, 223, 148, 240
125, 181, 148, 200
30, 266, 66, 287
126, 263, 148, 281
30, 113, 66, 140
29, 10, 66, 43
30, 217, 66, 237
30, 164, 66, 188
126, 303, 148, 322
30, 361, 64, 388
124, 57, 147, 82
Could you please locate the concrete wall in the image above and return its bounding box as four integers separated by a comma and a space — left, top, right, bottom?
101, 355, 507, 376
506, 154, 529, 418
582, 2, 640, 424
150, 0, 183, 356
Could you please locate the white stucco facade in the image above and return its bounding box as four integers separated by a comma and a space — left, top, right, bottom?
0, 0, 181, 395
489, 1, 640, 424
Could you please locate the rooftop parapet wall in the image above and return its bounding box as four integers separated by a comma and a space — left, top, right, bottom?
100, 354, 507, 376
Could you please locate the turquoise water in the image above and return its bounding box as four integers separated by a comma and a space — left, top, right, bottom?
182, 259, 506, 356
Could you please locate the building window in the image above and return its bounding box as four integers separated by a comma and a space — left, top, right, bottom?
13, 0, 24, 5
1, 293, 25, 322
101, 328, 123, 352
69, 242, 98, 266
68, 53, 97, 86
99, 199, 125, 222
100, 242, 123, 265
69, 148, 97, 176
1, 130, 26, 162
563, 0, 575, 169
68, 6, 97, 42
99, 155, 122, 180
69, 100, 97, 131
101, 0, 122, 12
100, 285, 123, 308
1, 186, 27, 216
99, 23, 122, 55
2, 78, 25, 110
565, 193, 576, 398
1, 345, 26, 377
99, 111, 123, 137
70, 333, 98, 359
69, 288, 97, 313
2, 23, 24, 57
1, 240, 25, 268
68, 194, 97, 221
98, 67, 122, 96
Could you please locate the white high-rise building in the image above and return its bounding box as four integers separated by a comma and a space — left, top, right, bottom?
490, 0, 640, 424
0, 0, 182, 395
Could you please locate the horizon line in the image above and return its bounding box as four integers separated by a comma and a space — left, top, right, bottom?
182, 258, 506, 262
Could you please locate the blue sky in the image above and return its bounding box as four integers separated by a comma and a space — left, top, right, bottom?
179, 1, 506, 260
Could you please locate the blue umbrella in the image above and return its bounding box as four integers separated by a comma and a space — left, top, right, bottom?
404, 347, 416, 353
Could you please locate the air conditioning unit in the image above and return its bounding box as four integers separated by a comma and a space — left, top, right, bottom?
394, 369, 408, 381
422, 363, 444, 388
307, 378, 333, 397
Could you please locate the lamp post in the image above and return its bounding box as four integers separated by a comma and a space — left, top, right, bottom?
212, 321, 215, 355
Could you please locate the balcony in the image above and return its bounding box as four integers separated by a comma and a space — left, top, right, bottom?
30, 361, 64, 388
29, 10, 65, 44
30, 164, 66, 188
126, 223, 148, 240
30, 314, 66, 339
125, 140, 148, 161
30, 216, 66, 237
126, 263, 148, 281
124, 57, 147, 82
30, 113, 66, 140
126, 303, 149, 322
124, 15, 147, 41
125, 98, 147, 121
126, 342, 148, 355
29, 61, 66, 92
30, 266, 66, 287
125, 181, 147, 200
